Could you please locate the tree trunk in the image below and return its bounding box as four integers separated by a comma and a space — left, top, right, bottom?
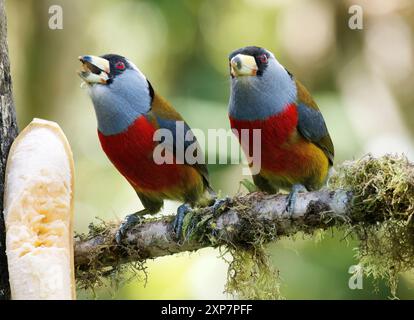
0, 0, 18, 300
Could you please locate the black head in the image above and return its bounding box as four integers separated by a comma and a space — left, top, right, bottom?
100, 54, 133, 80
229, 46, 270, 76
78, 53, 137, 85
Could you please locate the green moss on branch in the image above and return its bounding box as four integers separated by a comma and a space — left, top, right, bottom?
331, 154, 414, 297
75, 154, 414, 299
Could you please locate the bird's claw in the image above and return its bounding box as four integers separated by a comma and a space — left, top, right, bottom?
115, 213, 141, 245
212, 196, 231, 215
173, 204, 191, 240
285, 184, 307, 215
285, 192, 297, 215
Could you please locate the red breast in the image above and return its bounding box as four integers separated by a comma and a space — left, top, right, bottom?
230, 103, 311, 174
98, 115, 187, 191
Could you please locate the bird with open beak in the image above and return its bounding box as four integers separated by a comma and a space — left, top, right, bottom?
228, 46, 334, 212
78, 54, 214, 242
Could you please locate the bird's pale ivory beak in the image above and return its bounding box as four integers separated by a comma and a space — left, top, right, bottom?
230, 54, 258, 77
78, 55, 110, 85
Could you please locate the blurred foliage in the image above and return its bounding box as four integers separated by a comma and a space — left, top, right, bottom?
5, 0, 414, 299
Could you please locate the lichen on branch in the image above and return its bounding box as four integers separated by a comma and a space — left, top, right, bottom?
75, 154, 414, 299
330, 154, 414, 297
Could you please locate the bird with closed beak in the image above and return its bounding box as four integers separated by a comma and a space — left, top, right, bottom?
228, 46, 334, 212
78, 54, 214, 242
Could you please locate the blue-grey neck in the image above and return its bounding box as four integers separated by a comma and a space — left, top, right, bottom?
88, 68, 151, 135
228, 59, 297, 121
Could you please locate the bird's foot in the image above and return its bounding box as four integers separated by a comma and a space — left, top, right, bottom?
285, 184, 307, 215
115, 212, 143, 245
212, 196, 231, 215
173, 204, 192, 240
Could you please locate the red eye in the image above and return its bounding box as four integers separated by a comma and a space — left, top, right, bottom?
259, 54, 268, 63
115, 61, 125, 70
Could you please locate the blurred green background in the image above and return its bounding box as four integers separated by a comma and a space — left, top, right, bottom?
5, 0, 414, 299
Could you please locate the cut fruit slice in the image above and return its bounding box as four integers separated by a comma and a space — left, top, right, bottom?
4, 118, 75, 300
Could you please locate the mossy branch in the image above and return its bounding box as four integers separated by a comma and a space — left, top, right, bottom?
75, 189, 352, 269
75, 155, 414, 297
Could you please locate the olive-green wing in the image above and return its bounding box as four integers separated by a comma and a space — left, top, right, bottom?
295, 80, 334, 165
146, 91, 212, 190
